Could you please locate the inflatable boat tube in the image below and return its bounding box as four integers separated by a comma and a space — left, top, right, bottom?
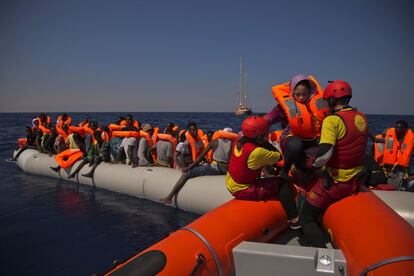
323, 190, 414, 276
15, 149, 233, 214
104, 199, 289, 275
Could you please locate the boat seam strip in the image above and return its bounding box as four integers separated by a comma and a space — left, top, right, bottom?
181, 226, 222, 276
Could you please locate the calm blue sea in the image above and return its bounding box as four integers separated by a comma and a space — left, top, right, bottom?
0, 112, 413, 275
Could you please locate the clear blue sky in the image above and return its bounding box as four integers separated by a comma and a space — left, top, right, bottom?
0, 0, 413, 114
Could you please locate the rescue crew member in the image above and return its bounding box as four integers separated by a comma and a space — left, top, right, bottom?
264, 74, 329, 178
373, 120, 413, 190
299, 80, 368, 247
225, 117, 300, 229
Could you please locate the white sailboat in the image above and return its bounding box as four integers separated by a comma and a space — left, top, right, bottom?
235, 57, 252, 116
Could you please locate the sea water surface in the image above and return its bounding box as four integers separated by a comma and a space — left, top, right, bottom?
0, 112, 413, 275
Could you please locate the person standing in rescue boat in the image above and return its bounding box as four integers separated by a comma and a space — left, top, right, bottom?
299, 80, 368, 247
263, 74, 330, 228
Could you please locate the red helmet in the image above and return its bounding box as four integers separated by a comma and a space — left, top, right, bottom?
324, 80, 352, 100
242, 116, 269, 138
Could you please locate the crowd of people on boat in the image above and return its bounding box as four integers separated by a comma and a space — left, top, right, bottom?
13, 74, 413, 248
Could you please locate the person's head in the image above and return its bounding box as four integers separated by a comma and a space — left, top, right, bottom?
167, 122, 174, 129
61, 113, 68, 121
241, 116, 269, 145
142, 123, 154, 135
24, 126, 32, 136
89, 121, 98, 130
323, 80, 352, 112
38, 113, 46, 121
33, 119, 39, 127
116, 116, 124, 125
290, 75, 312, 104
187, 122, 198, 138
395, 120, 408, 139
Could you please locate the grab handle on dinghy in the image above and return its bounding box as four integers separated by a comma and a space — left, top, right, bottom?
181, 227, 222, 276
190, 253, 206, 276
359, 255, 414, 276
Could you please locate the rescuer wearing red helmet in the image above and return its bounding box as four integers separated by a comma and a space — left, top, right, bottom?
226, 116, 301, 228
299, 80, 369, 247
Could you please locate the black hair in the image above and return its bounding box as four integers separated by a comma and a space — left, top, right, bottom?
336, 96, 351, 106
125, 114, 133, 120
187, 121, 197, 129
25, 126, 32, 132
179, 132, 187, 142
295, 80, 311, 91
395, 120, 408, 129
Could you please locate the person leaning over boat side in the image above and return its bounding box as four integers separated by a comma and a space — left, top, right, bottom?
12, 127, 38, 161
372, 120, 413, 190
160, 127, 236, 204
226, 117, 302, 229
50, 133, 86, 173
299, 80, 368, 248
264, 74, 329, 179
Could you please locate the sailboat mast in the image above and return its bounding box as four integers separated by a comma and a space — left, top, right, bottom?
244, 71, 248, 107
239, 57, 243, 106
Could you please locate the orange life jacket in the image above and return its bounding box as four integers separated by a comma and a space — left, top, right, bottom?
55, 149, 84, 169
111, 130, 140, 138
157, 133, 178, 159
56, 116, 72, 128
201, 134, 212, 163
272, 75, 329, 140
38, 124, 51, 135
108, 124, 122, 131
382, 128, 414, 167
18, 138, 27, 148
185, 129, 205, 162
36, 116, 51, 126
120, 119, 140, 129
68, 126, 86, 136
56, 125, 69, 141
268, 130, 285, 168
374, 134, 385, 165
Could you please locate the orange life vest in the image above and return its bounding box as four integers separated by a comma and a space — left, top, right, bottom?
120, 119, 140, 129
55, 149, 84, 169
272, 75, 329, 140
56, 125, 69, 141
111, 130, 140, 138
38, 124, 51, 135
185, 129, 205, 162
382, 128, 414, 167
157, 133, 177, 158
18, 138, 27, 148
68, 126, 86, 136
36, 116, 51, 126
268, 130, 285, 168
56, 116, 72, 128
374, 134, 385, 165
